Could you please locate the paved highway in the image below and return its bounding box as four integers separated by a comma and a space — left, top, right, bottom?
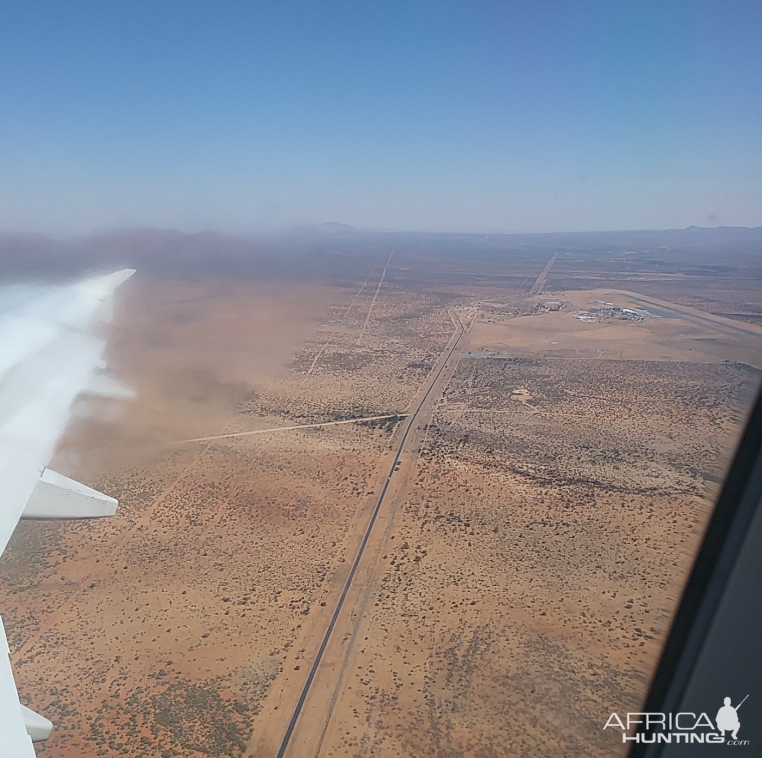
273, 309, 468, 758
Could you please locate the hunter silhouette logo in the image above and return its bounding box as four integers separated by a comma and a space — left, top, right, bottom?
716, 696, 748, 741
604, 695, 751, 745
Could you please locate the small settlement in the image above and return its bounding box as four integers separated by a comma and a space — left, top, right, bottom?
572, 301, 650, 323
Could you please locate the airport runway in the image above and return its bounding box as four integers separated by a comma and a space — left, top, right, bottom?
622, 292, 762, 341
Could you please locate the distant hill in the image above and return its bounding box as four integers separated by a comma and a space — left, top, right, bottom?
290, 222, 359, 234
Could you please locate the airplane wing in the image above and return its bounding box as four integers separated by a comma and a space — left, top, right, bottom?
0, 269, 135, 755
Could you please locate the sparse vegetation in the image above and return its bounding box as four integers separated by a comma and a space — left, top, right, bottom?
2, 245, 760, 758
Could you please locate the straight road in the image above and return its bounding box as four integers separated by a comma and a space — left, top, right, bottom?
180, 414, 407, 443
527, 253, 557, 295
356, 250, 394, 345
249, 308, 474, 758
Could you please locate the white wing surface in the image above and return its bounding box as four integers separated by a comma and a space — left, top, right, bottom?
0, 269, 134, 755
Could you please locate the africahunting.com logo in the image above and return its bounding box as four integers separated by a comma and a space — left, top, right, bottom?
604, 696, 750, 746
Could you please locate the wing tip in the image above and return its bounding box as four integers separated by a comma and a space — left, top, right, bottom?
78, 268, 136, 299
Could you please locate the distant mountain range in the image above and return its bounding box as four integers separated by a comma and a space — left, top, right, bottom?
291, 222, 359, 234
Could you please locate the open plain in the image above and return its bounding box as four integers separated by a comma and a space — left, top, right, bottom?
0, 229, 760, 757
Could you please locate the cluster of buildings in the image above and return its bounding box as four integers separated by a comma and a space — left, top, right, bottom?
572, 301, 649, 323
537, 300, 565, 312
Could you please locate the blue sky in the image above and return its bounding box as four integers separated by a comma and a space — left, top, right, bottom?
0, 1, 760, 233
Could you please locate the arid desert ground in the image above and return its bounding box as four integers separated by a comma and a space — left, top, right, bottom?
1, 231, 761, 757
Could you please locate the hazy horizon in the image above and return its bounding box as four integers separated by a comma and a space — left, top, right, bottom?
3, 220, 762, 242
